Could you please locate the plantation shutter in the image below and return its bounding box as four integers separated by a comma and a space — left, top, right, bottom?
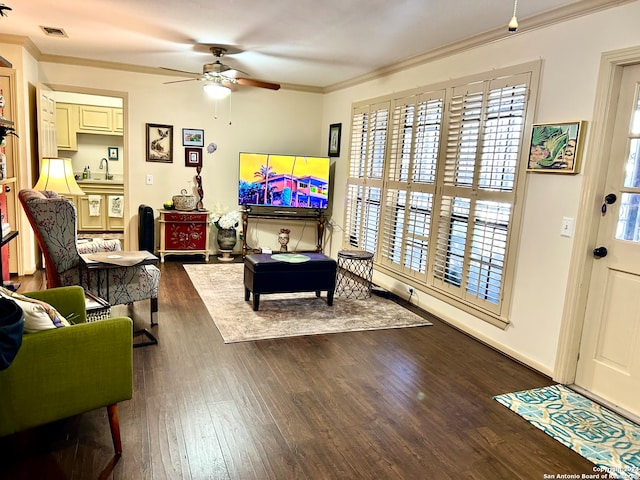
430, 73, 529, 315
380, 90, 444, 278
344, 102, 389, 251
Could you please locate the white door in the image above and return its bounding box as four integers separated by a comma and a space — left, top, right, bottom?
575, 63, 640, 417
36, 83, 57, 158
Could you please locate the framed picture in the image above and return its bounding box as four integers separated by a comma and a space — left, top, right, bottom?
146, 123, 173, 163
328, 123, 342, 157
527, 121, 585, 174
107, 146, 119, 160
185, 147, 202, 167
182, 128, 204, 147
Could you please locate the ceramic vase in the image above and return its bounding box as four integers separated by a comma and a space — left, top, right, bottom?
217, 228, 237, 261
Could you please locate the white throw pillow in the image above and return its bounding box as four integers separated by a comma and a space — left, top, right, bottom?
0, 288, 70, 333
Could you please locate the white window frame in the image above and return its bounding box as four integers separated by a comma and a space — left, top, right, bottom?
343, 61, 541, 327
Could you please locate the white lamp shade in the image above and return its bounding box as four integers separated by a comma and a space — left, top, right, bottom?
34, 157, 85, 195
204, 82, 231, 99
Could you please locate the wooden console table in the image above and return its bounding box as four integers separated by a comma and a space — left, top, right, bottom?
241, 208, 326, 257
158, 209, 211, 262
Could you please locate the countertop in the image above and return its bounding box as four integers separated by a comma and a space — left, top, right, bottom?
76, 176, 124, 185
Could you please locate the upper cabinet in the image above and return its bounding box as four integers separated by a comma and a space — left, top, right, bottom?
56, 103, 123, 151
55, 103, 78, 151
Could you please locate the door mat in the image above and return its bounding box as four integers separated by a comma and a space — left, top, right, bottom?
494, 384, 640, 479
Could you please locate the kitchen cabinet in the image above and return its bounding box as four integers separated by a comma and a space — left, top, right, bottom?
56, 103, 123, 151
55, 103, 78, 151
78, 105, 115, 134
70, 181, 125, 232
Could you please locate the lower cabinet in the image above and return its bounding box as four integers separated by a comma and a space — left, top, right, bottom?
70, 183, 125, 233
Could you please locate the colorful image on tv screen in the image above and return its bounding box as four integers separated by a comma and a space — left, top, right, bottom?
238, 153, 330, 209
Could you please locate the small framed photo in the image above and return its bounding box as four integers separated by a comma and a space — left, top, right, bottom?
107, 146, 119, 160
146, 123, 173, 163
527, 121, 585, 174
185, 147, 202, 167
328, 123, 342, 157
182, 128, 204, 147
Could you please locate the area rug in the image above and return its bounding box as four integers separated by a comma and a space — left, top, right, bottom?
494, 384, 640, 479
183, 263, 432, 343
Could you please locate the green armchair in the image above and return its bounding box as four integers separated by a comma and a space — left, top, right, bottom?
0, 286, 133, 455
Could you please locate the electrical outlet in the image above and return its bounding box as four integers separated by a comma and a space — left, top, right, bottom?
146, 174, 153, 185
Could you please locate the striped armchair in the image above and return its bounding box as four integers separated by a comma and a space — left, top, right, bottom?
18, 189, 160, 325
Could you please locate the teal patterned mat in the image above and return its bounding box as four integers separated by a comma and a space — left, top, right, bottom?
494, 384, 640, 479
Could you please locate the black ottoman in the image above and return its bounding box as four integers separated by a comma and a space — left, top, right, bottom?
244, 253, 337, 311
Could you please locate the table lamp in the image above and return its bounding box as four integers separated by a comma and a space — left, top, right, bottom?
33, 157, 85, 195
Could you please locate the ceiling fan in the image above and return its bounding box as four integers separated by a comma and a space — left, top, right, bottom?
161, 45, 280, 98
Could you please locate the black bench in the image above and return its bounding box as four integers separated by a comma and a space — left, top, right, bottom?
244, 253, 337, 311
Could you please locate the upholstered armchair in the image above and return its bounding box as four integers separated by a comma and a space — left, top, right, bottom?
18, 189, 160, 325
0, 286, 133, 454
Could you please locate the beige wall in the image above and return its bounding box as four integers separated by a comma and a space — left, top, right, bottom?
322, 1, 640, 375
3, 0, 640, 376
33, 62, 326, 254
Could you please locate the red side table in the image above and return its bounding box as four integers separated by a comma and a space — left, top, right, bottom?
158, 209, 211, 262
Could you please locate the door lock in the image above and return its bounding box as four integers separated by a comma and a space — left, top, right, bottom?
601, 193, 618, 215
593, 246, 608, 258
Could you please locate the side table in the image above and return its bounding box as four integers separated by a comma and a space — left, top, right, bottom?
335, 250, 374, 299
158, 209, 211, 262
80, 250, 159, 348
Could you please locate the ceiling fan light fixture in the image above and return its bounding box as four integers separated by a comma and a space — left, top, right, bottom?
204, 82, 231, 99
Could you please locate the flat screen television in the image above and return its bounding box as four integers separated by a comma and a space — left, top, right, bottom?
238, 152, 330, 209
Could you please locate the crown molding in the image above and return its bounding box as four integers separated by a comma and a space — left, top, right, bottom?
0, 34, 41, 60
323, 0, 636, 93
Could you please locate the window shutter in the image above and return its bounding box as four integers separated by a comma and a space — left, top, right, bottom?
343, 65, 535, 324
345, 102, 389, 252
431, 75, 528, 315
380, 92, 443, 276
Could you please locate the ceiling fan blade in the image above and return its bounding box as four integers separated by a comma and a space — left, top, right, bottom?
163, 78, 200, 85
237, 77, 281, 91
160, 66, 201, 77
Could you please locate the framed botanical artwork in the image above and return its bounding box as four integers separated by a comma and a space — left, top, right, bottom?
146, 123, 173, 163
185, 147, 202, 167
182, 128, 204, 147
527, 121, 585, 174
328, 123, 342, 157
108, 146, 119, 160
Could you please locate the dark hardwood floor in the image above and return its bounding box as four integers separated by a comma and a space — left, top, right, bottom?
0, 259, 594, 479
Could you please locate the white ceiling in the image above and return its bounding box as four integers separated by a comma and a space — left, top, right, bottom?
0, 0, 614, 89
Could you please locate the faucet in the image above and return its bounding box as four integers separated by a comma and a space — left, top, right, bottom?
99, 158, 113, 180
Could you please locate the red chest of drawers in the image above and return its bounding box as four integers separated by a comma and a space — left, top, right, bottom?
158, 209, 211, 262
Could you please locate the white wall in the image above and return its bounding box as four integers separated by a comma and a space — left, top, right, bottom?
322, 1, 640, 375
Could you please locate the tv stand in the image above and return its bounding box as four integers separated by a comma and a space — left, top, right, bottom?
241, 208, 326, 257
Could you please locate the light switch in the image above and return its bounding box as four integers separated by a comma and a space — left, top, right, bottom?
560, 217, 574, 237
146, 174, 153, 185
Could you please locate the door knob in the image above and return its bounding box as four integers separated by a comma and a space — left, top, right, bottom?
593, 246, 608, 258
601, 193, 618, 214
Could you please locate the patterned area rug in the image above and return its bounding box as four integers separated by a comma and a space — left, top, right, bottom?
184, 263, 432, 343
494, 384, 640, 479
